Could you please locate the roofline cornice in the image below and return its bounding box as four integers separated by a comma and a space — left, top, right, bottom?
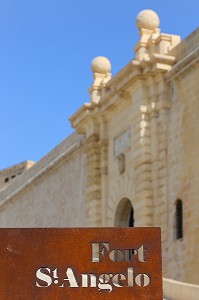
165, 46, 199, 81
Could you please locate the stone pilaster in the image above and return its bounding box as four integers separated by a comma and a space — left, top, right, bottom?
147, 77, 160, 229
70, 56, 112, 227
84, 133, 102, 226
100, 138, 109, 226
131, 80, 153, 226
147, 75, 171, 269
156, 80, 170, 240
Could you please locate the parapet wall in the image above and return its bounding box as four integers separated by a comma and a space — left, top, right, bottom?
0, 132, 87, 227
169, 28, 199, 60
0, 160, 35, 190
163, 278, 199, 300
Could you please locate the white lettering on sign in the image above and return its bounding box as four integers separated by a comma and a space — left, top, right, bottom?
36, 268, 52, 287
114, 129, 130, 157
91, 242, 147, 263
35, 241, 150, 293
35, 267, 150, 292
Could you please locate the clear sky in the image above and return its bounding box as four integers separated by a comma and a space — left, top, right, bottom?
0, 0, 198, 169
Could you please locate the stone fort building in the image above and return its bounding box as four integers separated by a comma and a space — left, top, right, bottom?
0, 9, 199, 299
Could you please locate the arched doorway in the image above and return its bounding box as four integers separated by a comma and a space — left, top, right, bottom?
114, 198, 134, 227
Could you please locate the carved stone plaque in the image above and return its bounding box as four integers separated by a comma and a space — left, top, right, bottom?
0, 227, 162, 299
114, 129, 130, 157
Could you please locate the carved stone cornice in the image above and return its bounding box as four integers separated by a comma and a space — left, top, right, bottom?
70, 56, 176, 133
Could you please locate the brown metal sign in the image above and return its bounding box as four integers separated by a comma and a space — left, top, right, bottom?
0, 227, 162, 299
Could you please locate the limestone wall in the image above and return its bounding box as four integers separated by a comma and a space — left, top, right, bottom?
166, 33, 199, 284
0, 133, 87, 227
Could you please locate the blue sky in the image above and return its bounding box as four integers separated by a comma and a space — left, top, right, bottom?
0, 0, 198, 169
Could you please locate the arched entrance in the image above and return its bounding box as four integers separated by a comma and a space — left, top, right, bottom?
114, 198, 134, 227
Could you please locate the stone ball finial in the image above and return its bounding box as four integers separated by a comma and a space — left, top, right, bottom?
91, 56, 111, 74
136, 9, 160, 30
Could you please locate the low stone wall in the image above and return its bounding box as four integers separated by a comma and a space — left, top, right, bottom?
163, 278, 199, 300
